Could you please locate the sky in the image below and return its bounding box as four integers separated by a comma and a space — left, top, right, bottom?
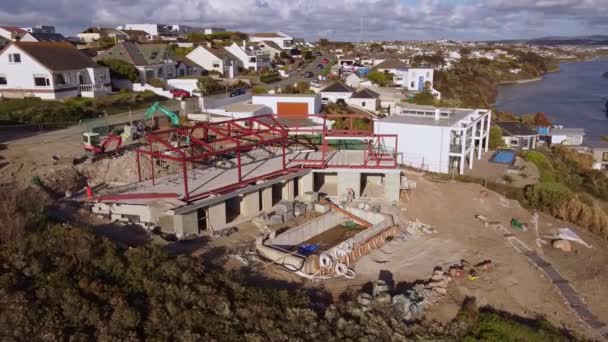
1, 0, 607, 41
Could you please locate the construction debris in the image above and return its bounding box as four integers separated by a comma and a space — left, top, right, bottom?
406, 219, 436, 235
552, 239, 572, 252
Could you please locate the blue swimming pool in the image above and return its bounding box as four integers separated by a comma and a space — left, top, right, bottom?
490, 149, 516, 165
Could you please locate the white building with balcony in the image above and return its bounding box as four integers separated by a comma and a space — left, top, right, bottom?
225, 42, 271, 71
375, 103, 492, 174
249, 32, 293, 50
0, 41, 110, 100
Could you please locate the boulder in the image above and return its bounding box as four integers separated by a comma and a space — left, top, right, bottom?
552, 239, 572, 252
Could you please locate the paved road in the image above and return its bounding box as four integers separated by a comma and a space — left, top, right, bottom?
263, 52, 336, 89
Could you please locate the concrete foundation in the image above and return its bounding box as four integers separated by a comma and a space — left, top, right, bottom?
261, 187, 273, 210
207, 202, 227, 231
337, 172, 361, 199
241, 191, 260, 217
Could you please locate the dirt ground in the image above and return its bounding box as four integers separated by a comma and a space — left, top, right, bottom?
465, 153, 540, 188
313, 172, 608, 339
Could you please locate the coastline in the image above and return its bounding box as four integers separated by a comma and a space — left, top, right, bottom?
498, 76, 543, 85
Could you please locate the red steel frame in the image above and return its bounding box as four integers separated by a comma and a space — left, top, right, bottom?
131, 113, 398, 202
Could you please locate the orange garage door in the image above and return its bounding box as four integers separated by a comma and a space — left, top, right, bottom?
277, 102, 308, 119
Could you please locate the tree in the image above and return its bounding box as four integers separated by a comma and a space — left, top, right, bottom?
366, 71, 389, 86
98, 59, 140, 83
296, 81, 310, 94
409, 91, 435, 106
196, 77, 222, 95
251, 85, 268, 95
459, 47, 472, 57
489, 125, 506, 150
187, 32, 208, 43
533, 112, 552, 126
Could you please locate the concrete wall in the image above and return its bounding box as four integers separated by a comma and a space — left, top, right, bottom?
374, 121, 450, 173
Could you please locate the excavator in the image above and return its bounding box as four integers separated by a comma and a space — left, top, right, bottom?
141, 101, 181, 131
83, 131, 123, 157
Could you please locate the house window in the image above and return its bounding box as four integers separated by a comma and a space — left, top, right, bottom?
34, 75, 50, 87
9, 53, 21, 63
0, 75, 6, 85
54, 73, 66, 86
213, 62, 220, 68
157, 67, 163, 78
602, 152, 608, 162
362, 101, 366, 107
98, 72, 107, 82
509, 138, 519, 146
249, 57, 256, 63
410, 81, 414, 88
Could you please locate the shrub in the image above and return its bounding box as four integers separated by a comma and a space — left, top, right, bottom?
260, 71, 281, 83
251, 85, 268, 95
367, 70, 390, 86
488, 126, 506, 150
146, 78, 166, 88
525, 182, 572, 210
409, 91, 435, 106
196, 77, 223, 95
98, 59, 140, 82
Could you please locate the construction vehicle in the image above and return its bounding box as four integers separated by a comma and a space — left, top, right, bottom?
83, 131, 123, 156
143, 101, 180, 130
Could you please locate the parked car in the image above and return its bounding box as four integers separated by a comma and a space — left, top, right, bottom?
322, 58, 329, 64
316, 64, 324, 70
170, 88, 190, 99
303, 71, 314, 78
311, 80, 320, 87
313, 51, 322, 57
230, 88, 246, 97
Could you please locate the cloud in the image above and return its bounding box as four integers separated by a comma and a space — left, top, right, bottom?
0, 0, 606, 40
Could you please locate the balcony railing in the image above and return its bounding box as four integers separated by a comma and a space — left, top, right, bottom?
79, 84, 110, 97
450, 144, 462, 154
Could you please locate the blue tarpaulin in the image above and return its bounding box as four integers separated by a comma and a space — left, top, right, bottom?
297, 244, 320, 256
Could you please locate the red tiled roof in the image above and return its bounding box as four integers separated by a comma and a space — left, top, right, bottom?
0, 26, 26, 33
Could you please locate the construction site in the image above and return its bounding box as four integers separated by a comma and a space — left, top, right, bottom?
2, 100, 608, 340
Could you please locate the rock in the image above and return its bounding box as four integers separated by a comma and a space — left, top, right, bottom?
431, 274, 445, 281
552, 239, 572, 252
269, 214, 284, 225
434, 287, 448, 295
374, 293, 392, 304
357, 293, 373, 307
429, 279, 448, 288
373, 280, 391, 298
274, 200, 294, 215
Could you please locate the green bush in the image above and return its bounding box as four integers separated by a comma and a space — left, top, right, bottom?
408, 91, 435, 106
196, 77, 223, 95
98, 59, 140, 83
146, 78, 166, 88
489, 126, 506, 150
367, 70, 390, 86
260, 71, 281, 83
525, 182, 572, 210
251, 85, 268, 95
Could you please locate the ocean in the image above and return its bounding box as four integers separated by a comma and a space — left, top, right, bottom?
495, 58, 608, 140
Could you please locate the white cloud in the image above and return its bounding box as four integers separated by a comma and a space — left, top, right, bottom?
0, 0, 605, 40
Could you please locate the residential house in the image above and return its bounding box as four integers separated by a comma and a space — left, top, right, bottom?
204, 27, 227, 34
376, 103, 492, 174
186, 44, 239, 78
20, 32, 67, 43
252, 94, 321, 119
175, 58, 203, 78
249, 32, 293, 50
345, 73, 363, 88
495, 121, 538, 150
0, 26, 27, 41
549, 127, 585, 146
346, 88, 380, 113
78, 27, 147, 43
118, 24, 170, 38
95, 41, 177, 83
0, 36, 8, 48
225, 42, 271, 71
374, 59, 409, 74
0, 41, 111, 99
393, 68, 434, 91
319, 82, 354, 104
20, 25, 55, 34
586, 140, 608, 170
255, 40, 283, 59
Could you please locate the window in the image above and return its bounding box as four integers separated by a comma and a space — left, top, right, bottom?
362, 101, 366, 107
9, 53, 21, 63
213, 62, 220, 68
249, 57, 256, 63
54, 73, 66, 86
34, 76, 50, 87
509, 138, 519, 146
157, 67, 163, 77
602, 152, 608, 162
0, 75, 6, 85
410, 81, 415, 88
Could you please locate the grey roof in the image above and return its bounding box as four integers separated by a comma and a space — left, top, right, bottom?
351, 88, 379, 99
549, 128, 585, 136
201, 45, 238, 60
378, 106, 475, 128
28, 32, 67, 42
374, 59, 408, 70
95, 42, 173, 66
585, 140, 608, 150
260, 40, 282, 51
495, 121, 537, 136
320, 82, 354, 93
253, 93, 318, 98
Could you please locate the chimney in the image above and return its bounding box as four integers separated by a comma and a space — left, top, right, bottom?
434, 108, 440, 121
242, 40, 246, 49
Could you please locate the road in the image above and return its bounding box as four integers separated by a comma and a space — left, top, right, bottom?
262, 52, 336, 89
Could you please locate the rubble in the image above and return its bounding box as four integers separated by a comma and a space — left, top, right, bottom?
552, 239, 572, 252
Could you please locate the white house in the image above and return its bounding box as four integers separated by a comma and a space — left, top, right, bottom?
319, 82, 354, 104
373, 59, 409, 74
255, 41, 284, 59
375, 103, 492, 174
186, 45, 239, 78
393, 68, 434, 91
549, 128, 585, 146
225, 42, 271, 71
119, 24, 168, 37
0, 41, 111, 99
95, 41, 177, 83
346, 88, 380, 113
252, 94, 321, 119
249, 32, 293, 50
345, 73, 363, 88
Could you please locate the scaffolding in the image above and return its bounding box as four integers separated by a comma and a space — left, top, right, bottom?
133, 114, 398, 202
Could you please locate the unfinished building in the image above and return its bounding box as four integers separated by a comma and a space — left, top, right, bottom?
84, 114, 402, 238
